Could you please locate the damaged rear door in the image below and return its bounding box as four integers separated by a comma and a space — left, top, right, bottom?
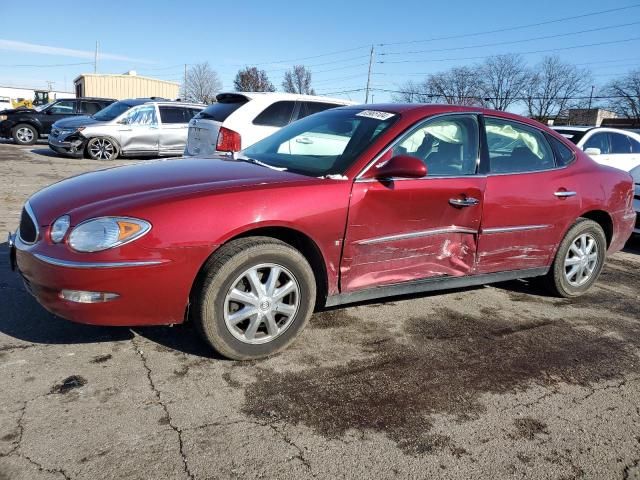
341, 113, 485, 292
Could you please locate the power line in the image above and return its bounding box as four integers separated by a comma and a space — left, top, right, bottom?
370, 88, 636, 101
378, 3, 640, 46
247, 45, 371, 66
378, 36, 640, 64
0, 61, 94, 68
379, 21, 640, 56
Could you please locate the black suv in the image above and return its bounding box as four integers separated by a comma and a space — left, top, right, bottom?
0, 98, 115, 145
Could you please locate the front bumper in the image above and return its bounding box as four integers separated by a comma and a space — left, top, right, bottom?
11, 234, 211, 327
48, 133, 85, 157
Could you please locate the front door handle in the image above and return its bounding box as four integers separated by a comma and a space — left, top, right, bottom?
449, 197, 480, 207
554, 191, 577, 198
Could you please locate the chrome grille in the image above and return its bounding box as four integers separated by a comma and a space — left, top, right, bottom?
18, 203, 38, 244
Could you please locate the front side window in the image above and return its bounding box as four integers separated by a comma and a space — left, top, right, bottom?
123, 106, 157, 126
253, 101, 296, 127
242, 109, 397, 176
609, 133, 632, 154
629, 136, 640, 153
48, 100, 76, 114
391, 115, 479, 176
583, 133, 610, 154
485, 118, 555, 174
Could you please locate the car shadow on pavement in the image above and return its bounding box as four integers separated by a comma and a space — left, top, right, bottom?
30, 148, 62, 158
0, 242, 221, 356
623, 235, 640, 254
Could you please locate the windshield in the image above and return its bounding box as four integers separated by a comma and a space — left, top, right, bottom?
242, 108, 397, 176
35, 102, 54, 112
92, 101, 134, 121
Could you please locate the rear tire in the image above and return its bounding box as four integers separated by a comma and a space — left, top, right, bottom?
542, 218, 606, 298
192, 237, 316, 360
12, 124, 38, 145
86, 137, 119, 160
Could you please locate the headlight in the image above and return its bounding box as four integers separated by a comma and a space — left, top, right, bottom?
0, 115, 7, 121
50, 215, 70, 243
68, 217, 151, 252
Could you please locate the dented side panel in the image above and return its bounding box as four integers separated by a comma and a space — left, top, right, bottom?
476, 168, 582, 274
341, 177, 486, 292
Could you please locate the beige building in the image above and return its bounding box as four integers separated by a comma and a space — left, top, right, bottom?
73, 71, 180, 100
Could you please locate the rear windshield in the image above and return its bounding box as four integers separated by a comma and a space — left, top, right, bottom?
555, 129, 587, 144
196, 97, 249, 122
92, 101, 134, 121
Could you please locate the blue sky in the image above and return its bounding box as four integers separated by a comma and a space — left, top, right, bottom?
0, 0, 639, 105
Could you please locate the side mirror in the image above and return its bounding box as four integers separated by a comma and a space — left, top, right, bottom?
118, 117, 129, 125
584, 147, 601, 156
44, 109, 53, 115
363, 154, 427, 180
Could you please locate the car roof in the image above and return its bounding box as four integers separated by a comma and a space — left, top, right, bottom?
551, 126, 593, 132
217, 91, 355, 105
119, 98, 205, 107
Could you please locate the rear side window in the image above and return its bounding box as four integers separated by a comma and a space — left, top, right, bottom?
485, 118, 555, 174
48, 100, 76, 114
253, 101, 296, 127
297, 101, 340, 120
547, 135, 575, 166
609, 132, 632, 154
80, 101, 102, 115
197, 99, 248, 122
159, 106, 193, 124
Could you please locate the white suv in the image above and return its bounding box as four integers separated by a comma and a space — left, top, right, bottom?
184, 92, 354, 156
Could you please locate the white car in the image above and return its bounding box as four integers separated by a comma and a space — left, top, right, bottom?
553, 126, 640, 173
631, 165, 640, 235
185, 92, 354, 156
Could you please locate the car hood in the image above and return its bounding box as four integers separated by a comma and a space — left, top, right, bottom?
1, 108, 37, 115
52, 116, 101, 129
28, 157, 314, 223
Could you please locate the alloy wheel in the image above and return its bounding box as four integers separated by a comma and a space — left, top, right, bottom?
16, 127, 34, 143
223, 263, 300, 344
89, 139, 115, 160
563, 233, 599, 287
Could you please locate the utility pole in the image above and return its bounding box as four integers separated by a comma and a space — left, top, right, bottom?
365, 45, 374, 104
588, 85, 595, 110
183, 64, 188, 100
94, 41, 99, 73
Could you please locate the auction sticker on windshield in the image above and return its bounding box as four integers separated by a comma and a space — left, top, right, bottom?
356, 110, 396, 120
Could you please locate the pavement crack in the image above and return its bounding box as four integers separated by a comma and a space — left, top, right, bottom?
266, 423, 315, 476
623, 459, 640, 479
132, 336, 195, 480
0, 401, 26, 458
19, 452, 72, 480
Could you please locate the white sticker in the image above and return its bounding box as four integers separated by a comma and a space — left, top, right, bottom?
356, 110, 396, 121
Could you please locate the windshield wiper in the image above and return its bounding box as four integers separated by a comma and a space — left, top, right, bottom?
234, 155, 287, 171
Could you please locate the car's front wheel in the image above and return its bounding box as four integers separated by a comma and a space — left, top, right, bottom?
543, 218, 606, 297
12, 124, 38, 145
86, 137, 118, 160
192, 237, 316, 360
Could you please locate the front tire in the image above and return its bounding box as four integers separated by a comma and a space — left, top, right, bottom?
86, 137, 119, 160
12, 124, 38, 145
543, 218, 606, 298
192, 237, 316, 360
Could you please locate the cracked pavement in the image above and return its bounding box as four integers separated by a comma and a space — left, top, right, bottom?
1, 141, 639, 479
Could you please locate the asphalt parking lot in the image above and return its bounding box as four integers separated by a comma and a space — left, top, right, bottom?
0, 141, 639, 480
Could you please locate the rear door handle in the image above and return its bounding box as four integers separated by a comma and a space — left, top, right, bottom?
449, 197, 480, 207
554, 191, 577, 198
295, 137, 313, 144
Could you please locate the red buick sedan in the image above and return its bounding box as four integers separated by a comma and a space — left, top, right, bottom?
10, 104, 636, 360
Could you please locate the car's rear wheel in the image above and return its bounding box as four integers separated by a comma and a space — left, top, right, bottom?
192, 237, 316, 360
12, 124, 38, 145
86, 137, 118, 160
543, 218, 606, 298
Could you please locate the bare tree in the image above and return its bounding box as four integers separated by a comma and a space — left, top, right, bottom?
182, 62, 222, 104
233, 67, 275, 92
478, 54, 530, 111
603, 69, 640, 121
525, 56, 592, 121
282, 65, 315, 94
391, 80, 435, 103
426, 66, 484, 106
